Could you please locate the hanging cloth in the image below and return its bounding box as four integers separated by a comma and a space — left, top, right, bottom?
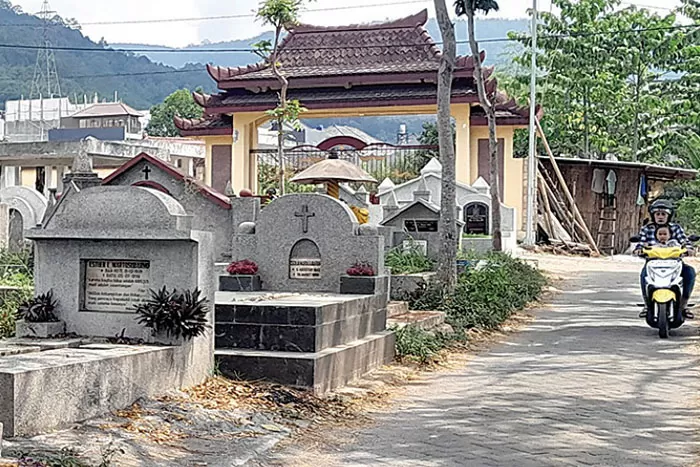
592, 168, 606, 194
606, 170, 618, 195
636, 174, 647, 206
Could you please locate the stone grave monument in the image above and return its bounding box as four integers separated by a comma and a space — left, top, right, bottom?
0, 185, 214, 437
216, 193, 394, 393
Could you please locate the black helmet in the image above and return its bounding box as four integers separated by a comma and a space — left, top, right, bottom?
649, 198, 675, 221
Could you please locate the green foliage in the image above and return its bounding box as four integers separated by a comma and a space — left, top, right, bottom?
17, 290, 58, 323
675, 197, 700, 234
454, 0, 501, 16
12, 442, 123, 467
256, 0, 305, 29
146, 88, 203, 137
265, 98, 307, 129
393, 324, 449, 363
507, 0, 700, 164
257, 162, 317, 194
135, 286, 209, 340
411, 253, 545, 331
0, 4, 210, 110
0, 247, 33, 338
385, 245, 434, 274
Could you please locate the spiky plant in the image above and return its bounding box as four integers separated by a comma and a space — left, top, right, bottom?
135, 286, 209, 340
17, 290, 59, 323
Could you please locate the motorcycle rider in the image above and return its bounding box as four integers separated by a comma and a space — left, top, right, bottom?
635, 199, 696, 318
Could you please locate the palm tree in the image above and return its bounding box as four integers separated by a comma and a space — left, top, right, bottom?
433, 0, 458, 293
455, 0, 502, 251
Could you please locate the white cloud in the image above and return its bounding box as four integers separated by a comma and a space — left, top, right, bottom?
10, 0, 682, 47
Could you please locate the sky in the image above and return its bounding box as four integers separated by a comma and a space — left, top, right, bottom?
11, 0, 681, 47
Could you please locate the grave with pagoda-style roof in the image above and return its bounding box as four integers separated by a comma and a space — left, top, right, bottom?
174, 9, 541, 237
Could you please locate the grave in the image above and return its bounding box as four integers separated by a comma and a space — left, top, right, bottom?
102, 152, 233, 262
217, 193, 394, 393
377, 158, 518, 252
0, 185, 214, 437
379, 177, 464, 261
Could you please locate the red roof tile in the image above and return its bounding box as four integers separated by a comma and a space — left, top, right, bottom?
207, 10, 479, 89
174, 114, 232, 136
102, 152, 232, 209
191, 80, 482, 114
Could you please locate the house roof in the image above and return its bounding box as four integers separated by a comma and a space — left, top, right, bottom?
174, 114, 233, 137
206, 10, 481, 90
302, 124, 383, 147
192, 79, 486, 115
470, 93, 544, 126
539, 156, 697, 181
102, 152, 232, 209
70, 102, 143, 119
380, 197, 441, 226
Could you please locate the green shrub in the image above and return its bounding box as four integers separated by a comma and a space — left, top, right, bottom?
385, 245, 434, 275
411, 252, 545, 333
135, 286, 210, 340
676, 196, 700, 234
393, 324, 448, 363
0, 247, 34, 339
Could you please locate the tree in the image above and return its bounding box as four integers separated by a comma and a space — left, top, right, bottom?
455, 0, 502, 252
255, 0, 311, 195
146, 88, 203, 137
508, 0, 697, 164
433, 0, 458, 292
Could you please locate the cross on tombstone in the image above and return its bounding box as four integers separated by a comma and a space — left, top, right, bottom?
142, 165, 151, 180
294, 205, 315, 233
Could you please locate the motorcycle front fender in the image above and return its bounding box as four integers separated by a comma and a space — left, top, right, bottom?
652, 289, 676, 304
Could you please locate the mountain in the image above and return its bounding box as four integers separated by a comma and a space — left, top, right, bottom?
113, 18, 528, 69
0, 0, 213, 110
0, 0, 528, 141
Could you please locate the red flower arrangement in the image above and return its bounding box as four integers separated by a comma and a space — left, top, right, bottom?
226, 259, 259, 275
346, 262, 375, 277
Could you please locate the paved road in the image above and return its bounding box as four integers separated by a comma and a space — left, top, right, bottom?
263, 268, 700, 466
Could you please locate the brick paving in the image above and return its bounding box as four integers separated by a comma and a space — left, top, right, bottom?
262, 268, 700, 466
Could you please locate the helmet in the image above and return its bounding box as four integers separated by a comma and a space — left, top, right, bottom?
649, 198, 675, 221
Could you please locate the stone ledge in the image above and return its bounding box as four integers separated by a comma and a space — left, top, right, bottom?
0, 341, 210, 437
216, 331, 396, 394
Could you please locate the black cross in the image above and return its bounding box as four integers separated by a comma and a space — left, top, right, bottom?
142, 165, 151, 180
294, 205, 315, 233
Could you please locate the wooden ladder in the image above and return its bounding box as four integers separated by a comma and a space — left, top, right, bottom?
596, 195, 617, 255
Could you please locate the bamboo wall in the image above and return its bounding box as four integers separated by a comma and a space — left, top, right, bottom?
540, 161, 645, 254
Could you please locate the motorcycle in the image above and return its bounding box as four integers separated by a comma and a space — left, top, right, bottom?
631, 234, 700, 338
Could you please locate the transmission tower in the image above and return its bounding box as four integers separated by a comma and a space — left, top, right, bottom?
29, 0, 62, 99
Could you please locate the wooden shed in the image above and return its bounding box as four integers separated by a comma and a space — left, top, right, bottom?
538, 157, 696, 255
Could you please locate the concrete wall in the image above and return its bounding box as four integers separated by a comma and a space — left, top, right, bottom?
33, 239, 199, 339
469, 126, 523, 232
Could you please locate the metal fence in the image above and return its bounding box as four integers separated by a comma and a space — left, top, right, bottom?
253, 144, 439, 185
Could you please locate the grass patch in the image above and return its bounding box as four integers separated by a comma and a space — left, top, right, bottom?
385, 245, 434, 275
396, 252, 545, 360
0, 248, 34, 339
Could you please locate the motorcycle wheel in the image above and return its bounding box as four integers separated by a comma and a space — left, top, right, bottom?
658, 302, 670, 339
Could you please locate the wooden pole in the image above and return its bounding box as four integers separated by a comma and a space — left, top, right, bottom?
537, 173, 555, 239
536, 119, 600, 255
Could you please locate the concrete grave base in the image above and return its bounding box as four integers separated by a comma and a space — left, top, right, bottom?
390, 272, 436, 301
0, 341, 211, 437
15, 320, 66, 339
219, 275, 262, 292
216, 331, 395, 394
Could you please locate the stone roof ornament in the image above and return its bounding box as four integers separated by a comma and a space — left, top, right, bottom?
420, 158, 442, 175
378, 178, 396, 194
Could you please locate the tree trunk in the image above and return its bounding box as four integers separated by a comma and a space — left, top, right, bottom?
466, 9, 502, 252
433, 0, 457, 293
271, 25, 288, 195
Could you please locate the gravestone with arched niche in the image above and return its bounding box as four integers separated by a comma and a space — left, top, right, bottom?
464, 202, 489, 235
